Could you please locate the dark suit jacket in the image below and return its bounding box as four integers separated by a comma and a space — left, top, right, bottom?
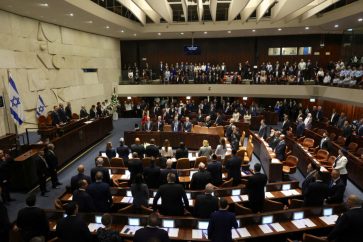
247, 173, 267, 212
208, 210, 238, 242
70, 173, 91, 191
190, 170, 212, 190
56, 215, 92, 242
330, 113, 340, 126
133, 227, 170, 242
269, 136, 280, 150
44, 149, 58, 170
143, 165, 161, 189
258, 125, 268, 139
207, 161, 223, 186
154, 121, 164, 131
65, 106, 72, 120
105, 148, 116, 159
145, 145, 160, 158
302, 170, 317, 195
153, 183, 189, 216
328, 207, 363, 242
183, 122, 192, 132
58, 109, 67, 122
80, 109, 88, 118
274, 140, 287, 161
34, 155, 48, 178
214, 116, 223, 126
116, 145, 129, 163
90, 166, 110, 184
226, 156, 242, 186
281, 120, 290, 135
51, 111, 61, 126
171, 121, 182, 132
320, 137, 332, 152
16, 206, 49, 242
89, 108, 96, 119
175, 148, 188, 160
160, 168, 178, 185
86, 181, 112, 213
128, 158, 143, 183
296, 122, 305, 137
326, 178, 346, 204
143, 121, 153, 131
358, 124, 363, 137
131, 144, 145, 158
304, 181, 329, 207
194, 194, 219, 219
0, 202, 10, 242
72, 189, 96, 213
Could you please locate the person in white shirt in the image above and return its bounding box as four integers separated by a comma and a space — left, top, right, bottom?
298, 59, 306, 71
214, 138, 227, 159
333, 148, 348, 185
232, 109, 240, 123
160, 139, 173, 158
304, 113, 313, 130
323, 73, 331, 85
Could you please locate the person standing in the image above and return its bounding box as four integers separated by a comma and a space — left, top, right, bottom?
226, 149, 242, 186
87, 172, 113, 213
72, 180, 95, 213
246, 163, 267, 213
133, 213, 170, 242
96, 214, 123, 242
34, 150, 49, 197
326, 170, 346, 204
0, 187, 10, 242
207, 154, 223, 186
0, 150, 14, 203
131, 174, 149, 209
194, 184, 219, 218
334, 148, 349, 185
116, 138, 130, 165
44, 144, 62, 189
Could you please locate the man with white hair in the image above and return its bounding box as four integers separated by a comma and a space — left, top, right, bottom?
116, 137, 129, 165
160, 159, 178, 185
190, 162, 211, 190
194, 183, 218, 218
90, 157, 110, 184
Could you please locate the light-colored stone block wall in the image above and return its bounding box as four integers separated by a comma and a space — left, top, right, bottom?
0, 10, 121, 135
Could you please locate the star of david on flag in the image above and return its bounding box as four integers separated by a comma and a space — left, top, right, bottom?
36, 95, 46, 118
8, 72, 25, 125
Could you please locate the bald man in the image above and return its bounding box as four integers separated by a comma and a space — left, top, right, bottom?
194, 183, 218, 218
131, 137, 145, 158
160, 159, 178, 185
326, 170, 346, 204
190, 162, 211, 190
328, 195, 363, 242
70, 165, 91, 191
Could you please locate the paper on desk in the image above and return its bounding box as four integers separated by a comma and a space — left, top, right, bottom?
259, 224, 273, 234
291, 189, 301, 195
120, 174, 130, 180
149, 198, 161, 205
281, 190, 292, 196
231, 196, 241, 202
67, 195, 73, 201
240, 195, 249, 201
303, 218, 316, 227
88, 223, 105, 232
120, 225, 142, 235
270, 223, 285, 232
292, 220, 306, 229
84, 121, 93, 124
265, 192, 274, 198
319, 215, 338, 225
237, 228, 251, 238
121, 197, 131, 203
192, 229, 202, 239
241, 171, 247, 176
232, 229, 240, 239
168, 228, 179, 237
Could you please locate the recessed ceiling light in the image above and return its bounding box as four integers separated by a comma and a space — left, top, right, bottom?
84, 20, 93, 24
278, 28, 282, 31
157, 32, 161, 36
180, 32, 184, 35
121, 30, 124, 33
358, 18, 363, 22
227, 30, 231, 34
133, 33, 137, 36
68, 13, 74, 17
334, 24, 339, 28
252, 29, 256, 32
305, 26, 310, 30
347, 28, 353, 32
204, 31, 207, 34
39, 3, 48, 7
106, 26, 110, 29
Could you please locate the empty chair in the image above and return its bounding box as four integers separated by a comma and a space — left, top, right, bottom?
235, 203, 253, 215
239, 131, 246, 147
302, 138, 315, 149
335, 136, 346, 146
72, 113, 79, 120
263, 199, 284, 212
317, 129, 327, 136
236, 149, 246, 160
110, 157, 125, 167
163, 124, 172, 132
282, 155, 299, 174
243, 142, 254, 164
314, 149, 329, 163
347, 142, 358, 153
176, 158, 190, 169
194, 156, 208, 168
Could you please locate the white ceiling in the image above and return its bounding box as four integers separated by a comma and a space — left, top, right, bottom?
0, 0, 362, 40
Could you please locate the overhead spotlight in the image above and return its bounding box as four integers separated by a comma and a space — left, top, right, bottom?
309, 98, 316, 102
127, 96, 132, 100
252, 29, 256, 32
358, 18, 363, 22
347, 28, 353, 32
39, 3, 48, 7
243, 97, 248, 101
106, 26, 110, 29
305, 26, 310, 30
121, 30, 124, 33
334, 24, 339, 28
67, 13, 74, 17
158, 32, 161, 36
84, 20, 93, 24
204, 31, 208, 34
227, 30, 231, 34
186, 96, 191, 100
133, 33, 137, 36
277, 28, 282, 31
180, 32, 184, 35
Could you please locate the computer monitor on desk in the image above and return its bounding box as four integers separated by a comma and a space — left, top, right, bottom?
128, 218, 140, 226
232, 189, 241, 196
282, 184, 291, 191
198, 221, 209, 230
95, 215, 102, 224
323, 208, 333, 216
186, 192, 191, 199
126, 191, 132, 197
293, 211, 304, 220
262, 215, 273, 224
162, 219, 175, 228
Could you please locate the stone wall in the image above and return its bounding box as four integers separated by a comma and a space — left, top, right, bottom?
0, 10, 121, 135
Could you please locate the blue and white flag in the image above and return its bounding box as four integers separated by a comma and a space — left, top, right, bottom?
36, 95, 46, 118
8, 73, 25, 125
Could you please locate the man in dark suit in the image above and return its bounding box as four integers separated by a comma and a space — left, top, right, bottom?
86, 172, 112, 213
130, 138, 145, 158
128, 152, 143, 184
51, 105, 62, 126
190, 162, 212, 190
65, 102, 72, 120
133, 213, 170, 242
246, 163, 267, 213
72, 180, 95, 212
90, 157, 110, 185
274, 134, 287, 161
326, 169, 346, 204
315, 106, 323, 122
225, 149, 242, 186
214, 112, 223, 126
281, 114, 290, 135
143, 159, 161, 189
0, 187, 10, 242
143, 116, 153, 132
175, 142, 188, 160
208, 198, 238, 242
44, 143, 62, 189
79, 105, 88, 119
225, 119, 234, 141
154, 116, 164, 132
171, 116, 182, 132
160, 159, 178, 185
319, 132, 332, 152
89, 105, 96, 119
56, 202, 92, 242
304, 172, 329, 207
329, 108, 340, 126
296, 117, 305, 138
58, 103, 68, 123
194, 184, 219, 218
70, 164, 91, 192
302, 163, 318, 195
183, 117, 193, 132
258, 119, 268, 139
145, 139, 160, 158
0, 150, 14, 203
116, 138, 129, 165
268, 130, 281, 150
153, 173, 189, 216
357, 118, 363, 137
15, 193, 49, 242
34, 150, 49, 197
328, 195, 363, 242
207, 154, 223, 186
336, 112, 346, 129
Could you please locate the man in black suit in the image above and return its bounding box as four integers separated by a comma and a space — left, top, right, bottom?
281, 114, 290, 135
315, 106, 323, 122
128, 152, 143, 184
143, 159, 161, 189
133, 213, 170, 242
34, 150, 49, 197
153, 173, 189, 216
302, 163, 318, 195
194, 184, 219, 218
79, 105, 88, 119
226, 149, 242, 186
86, 172, 112, 213
89, 105, 96, 119
304, 172, 329, 207
56, 202, 92, 242
326, 169, 346, 204
0, 187, 10, 242
65, 102, 72, 120
296, 117, 305, 138
116, 138, 129, 165
154, 116, 164, 132
258, 119, 268, 139
328, 195, 363, 242
72, 179, 95, 213
70, 164, 91, 192
274, 134, 287, 161
357, 118, 363, 137
143, 116, 153, 132
175, 142, 188, 160
268, 130, 281, 150
15, 193, 49, 242
183, 117, 193, 132
207, 154, 223, 186
329, 108, 340, 126
131, 138, 145, 158
214, 112, 223, 126
246, 163, 267, 213
58, 103, 68, 123
90, 157, 110, 184
225, 119, 234, 141
171, 116, 182, 132
319, 132, 332, 152
44, 143, 62, 189
0, 150, 14, 203
190, 162, 212, 190
51, 105, 62, 126
145, 139, 160, 158
160, 159, 178, 185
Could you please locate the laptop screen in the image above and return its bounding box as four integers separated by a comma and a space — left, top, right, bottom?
282, 184, 291, 191
198, 221, 209, 230
262, 215, 273, 224
128, 218, 140, 226
126, 191, 132, 197
232, 189, 241, 196
293, 212, 304, 220
162, 219, 175, 228
95, 215, 102, 224
323, 208, 333, 216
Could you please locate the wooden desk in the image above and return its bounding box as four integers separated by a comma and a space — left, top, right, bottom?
0, 133, 17, 153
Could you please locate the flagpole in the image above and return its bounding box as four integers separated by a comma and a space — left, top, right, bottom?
1, 71, 12, 134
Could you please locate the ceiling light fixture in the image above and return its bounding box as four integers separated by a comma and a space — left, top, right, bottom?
252, 29, 256, 32
227, 30, 231, 34
347, 28, 353, 32
39, 3, 48, 7
180, 32, 184, 35
106, 26, 110, 29
358, 18, 363, 22
334, 24, 339, 28
121, 30, 124, 33
85, 20, 93, 24
133, 33, 137, 36
204, 31, 208, 34
158, 32, 161, 36
68, 13, 74, 17
278, 28, 282, 31
305, 26, 310, 30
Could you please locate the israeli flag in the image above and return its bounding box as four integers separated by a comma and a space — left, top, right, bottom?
36, 95, 46, 118
8, 73, 25, 125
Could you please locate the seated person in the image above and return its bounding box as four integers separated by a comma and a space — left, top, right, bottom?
194, 184, 219, 218
190, 162, 212, 190
198, 140, 213, 158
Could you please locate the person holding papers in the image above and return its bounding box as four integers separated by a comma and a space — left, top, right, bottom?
328, 195, 363, 242
208, 198, 238, 242
194, 184, 219, 218
96, 214, 123, 242
246, 163, 267, 213
133, 213, 170, 242
326, 170, 346, 204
